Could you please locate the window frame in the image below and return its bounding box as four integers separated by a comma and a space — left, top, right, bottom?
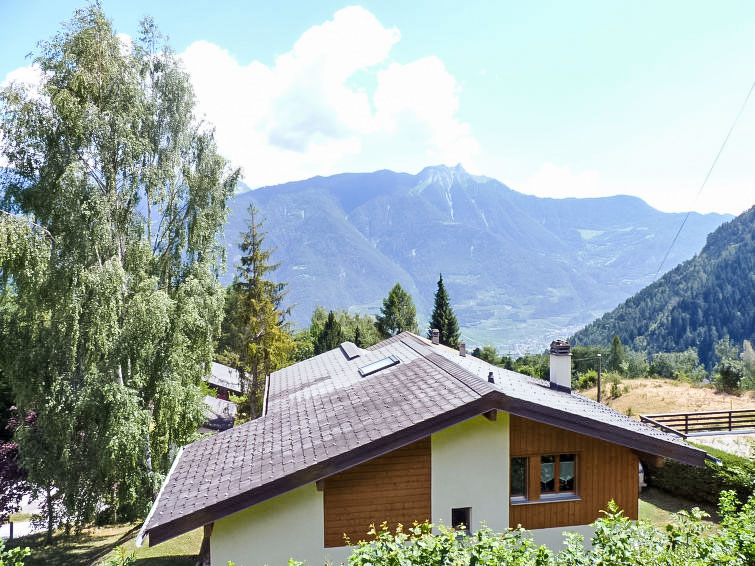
510, 452, 579, 505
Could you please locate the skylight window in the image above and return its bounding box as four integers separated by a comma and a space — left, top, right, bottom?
358, 356, 400, 377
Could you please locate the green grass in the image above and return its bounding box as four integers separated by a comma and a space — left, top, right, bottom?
639, 487, 719, 526
5, 523, 201, 566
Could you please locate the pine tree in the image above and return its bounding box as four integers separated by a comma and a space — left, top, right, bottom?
376, 283, 419, 337
315, 311, 344, 354
353, 326, 363, 348
224, 204, 293, 419
427, 274, 460, 348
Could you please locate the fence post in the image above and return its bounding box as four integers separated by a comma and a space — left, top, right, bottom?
729, 411, 733, 432
684, 414, 689, 435
9, 520, 13, 541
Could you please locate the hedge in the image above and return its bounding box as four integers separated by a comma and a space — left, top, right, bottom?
645, 443, 755, 504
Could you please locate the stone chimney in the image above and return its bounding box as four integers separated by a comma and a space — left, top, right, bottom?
459, 342, 466, 357
549, 339, 572, 393
431, 329, 439, 345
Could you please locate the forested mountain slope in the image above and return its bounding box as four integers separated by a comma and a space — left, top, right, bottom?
224, 165, 730, 351
572, 207, 754, 367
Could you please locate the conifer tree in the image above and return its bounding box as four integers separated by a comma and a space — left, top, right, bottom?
608, 334, 626, 373
376, 283, 419, 337
428, 274, 460, 348
223, 204, 292, 419
315, 311, 344, 354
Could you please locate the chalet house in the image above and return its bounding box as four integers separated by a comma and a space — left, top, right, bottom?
138, 332, 708, 566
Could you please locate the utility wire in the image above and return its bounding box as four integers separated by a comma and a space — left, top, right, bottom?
654, 78, 755, 279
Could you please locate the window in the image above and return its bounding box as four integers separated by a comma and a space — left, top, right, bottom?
358, 356, 400, 377
451, 507, 471, 533
510, 457, 527, 499
511, 454, 577, 503
541, 454, 576, 496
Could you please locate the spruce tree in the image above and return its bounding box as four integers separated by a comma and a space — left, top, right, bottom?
315, 311, 344, 354
608, 334, 626, 373
224, 204, 293, 419
376, 283, 419, 337
428, 274, 460, 348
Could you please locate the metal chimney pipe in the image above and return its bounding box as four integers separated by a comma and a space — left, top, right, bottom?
431, 329, 439, 345
459, 342, 466, 357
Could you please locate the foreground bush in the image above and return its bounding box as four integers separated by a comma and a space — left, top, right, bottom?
0, 539, 30, 566
345, 492, 755, 566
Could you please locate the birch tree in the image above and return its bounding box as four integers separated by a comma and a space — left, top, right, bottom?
0, 5, 239, 530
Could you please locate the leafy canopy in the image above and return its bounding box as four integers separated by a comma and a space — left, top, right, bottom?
0, 4, 238, 529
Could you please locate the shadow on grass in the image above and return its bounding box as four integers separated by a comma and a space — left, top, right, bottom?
7, 524, 140, 566
640, 486, 720, 523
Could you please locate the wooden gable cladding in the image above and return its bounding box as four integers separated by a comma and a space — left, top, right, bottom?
323, 437, 431, 548
509, 415, 638, 530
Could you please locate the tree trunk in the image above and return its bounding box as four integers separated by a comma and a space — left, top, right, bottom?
45, 485, 54, 544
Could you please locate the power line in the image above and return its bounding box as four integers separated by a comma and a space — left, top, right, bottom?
654, 78, 755, 279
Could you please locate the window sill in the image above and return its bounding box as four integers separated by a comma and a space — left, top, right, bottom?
510, 494, 580, 506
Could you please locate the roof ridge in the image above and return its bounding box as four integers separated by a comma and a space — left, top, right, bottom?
398, 337, 497, 398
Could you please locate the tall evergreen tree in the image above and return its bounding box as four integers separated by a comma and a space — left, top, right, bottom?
608, 334, 626, 373
315, 311, 344, 355
0, 6, 239, 532
221, 204, 292, 419
376, 283, 419, 337
428, 274, 460, 348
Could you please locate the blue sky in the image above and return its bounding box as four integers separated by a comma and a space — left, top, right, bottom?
2, 0, 755, 214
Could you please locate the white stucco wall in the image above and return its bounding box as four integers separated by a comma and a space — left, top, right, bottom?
528, 524, 595, 552
210, 413, 512, 565
210, 483, 351, 566
431, 413, 510, 533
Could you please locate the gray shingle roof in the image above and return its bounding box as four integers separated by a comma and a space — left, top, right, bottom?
140, 332, 707, 546
208, 362, 243, 394
202, 396, 237, 432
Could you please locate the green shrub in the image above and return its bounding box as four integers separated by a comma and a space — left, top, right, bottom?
340, 493, 755, 566
576, 370, 597, 390
0, 539, 30, 566
646, 444, 755, 504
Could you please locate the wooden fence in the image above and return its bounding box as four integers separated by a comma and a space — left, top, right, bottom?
640, 409, 755, 438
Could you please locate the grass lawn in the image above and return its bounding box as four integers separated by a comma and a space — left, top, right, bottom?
6, 523, 201, 566
639, 486, 719, 526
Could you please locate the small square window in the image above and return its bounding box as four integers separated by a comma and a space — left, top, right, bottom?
451, 507, 471, 533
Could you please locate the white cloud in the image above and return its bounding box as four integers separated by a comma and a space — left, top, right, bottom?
180, 6, 478, 187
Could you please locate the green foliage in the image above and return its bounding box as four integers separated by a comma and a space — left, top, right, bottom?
471, 345, 515, 370
646, 445, 755, 505
571, 207, 755, 370
0, 539, 30, 566
608, 334, 626, 373
218, 204, 293, 419
0, 5, 238, 532
315, 311, 344, 355
576, 370, 598, 390
342, 493, 755, 566
650, 349, 707, 382
101, 546, 135, 566
427, 274, 460, 348
375, 283, 419, 338
715, 359, 744, 393
308, 306, 381, 352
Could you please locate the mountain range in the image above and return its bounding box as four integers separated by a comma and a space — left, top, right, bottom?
224, 165, 731, 354
571, 206, 754, 367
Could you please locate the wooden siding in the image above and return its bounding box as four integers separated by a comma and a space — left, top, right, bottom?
509, 415, 638, 529
323, 437, 431, 547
